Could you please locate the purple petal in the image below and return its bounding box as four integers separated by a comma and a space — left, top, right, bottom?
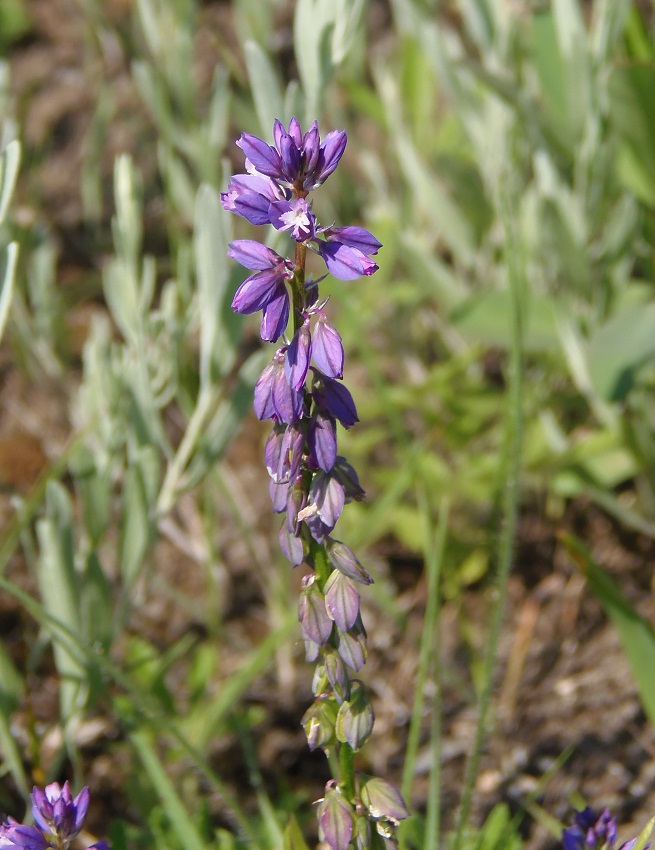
298, 578, 333, 645
269, 199, 316, 241
279, 520, 305, 566
326, 539, 373, 585
302, 121, 320, 175
272, 363, 305, 424
324, 226, 382, 255
72, 786, 89, 832
236, 132, 284, 179
232, 270, 284, 315
319, 241, 378, 280
335, 628, 366, 671
308, 411, 337, 472
360, 777, 410, 824
285, 322, 312, 390
269, 479, 289, 512
312, 317, 344, 378
311, 130, 347, 188
254, 360, 277, 421
260, 288, 290, 341
324, 570, 360, 631
310, 472, 345, 528
320, 376, 358, 427
227, 239, 286, 271
279, 133, 301, 182
8, 825, 48, 850
288, 116, 303, 146
318, 787, 354, 850
233, 193, 274, 226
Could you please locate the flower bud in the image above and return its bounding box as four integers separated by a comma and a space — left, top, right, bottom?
359, 777, 410, 826
324, 569, 360, 631
324, 647, 351, 704
326, 539, 373, 585
335, 681, 374, 750
335, 621, 367, 671
298, 575, 333, 645
301, 697, 338, 752
317, 782, 354, 850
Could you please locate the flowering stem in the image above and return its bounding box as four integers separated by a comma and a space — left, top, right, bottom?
339, 742, 356, 800
311, 538, 331, 590
292, 241, 307, 334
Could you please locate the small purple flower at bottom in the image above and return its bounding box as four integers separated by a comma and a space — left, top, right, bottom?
563, 808, 617, 850
32, 782, 88, 843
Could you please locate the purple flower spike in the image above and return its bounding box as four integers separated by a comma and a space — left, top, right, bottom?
285, 321, 312, 390
312, 317, 344, 379
32, 782, 89, 842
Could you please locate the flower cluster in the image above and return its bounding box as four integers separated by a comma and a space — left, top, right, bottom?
563, 807, 643, 850
223, 118, 408, 848
0, 782, 109, 850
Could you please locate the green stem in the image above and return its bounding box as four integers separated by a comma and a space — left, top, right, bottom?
311, 538, 331, 590
339, 742, 356, 801
452, 191, 524, 850
292, 241, 307, 335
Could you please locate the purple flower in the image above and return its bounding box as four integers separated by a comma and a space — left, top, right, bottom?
316, 226, 380, 281
269, 198, 317, 241
307, 411, 337, 472
220, 173, 287, 225
359, 777, 410, 825
285, 320, 312, 390
228, 240, 293, 342
324, 570, 360, 631
312, 316, 344, 379
317, 783, 354, 850
254, 351, 305, 424
563, 808, 618, 850
32, 782, 88, 843
235, 118, 346, 191
313, 373, 359, 427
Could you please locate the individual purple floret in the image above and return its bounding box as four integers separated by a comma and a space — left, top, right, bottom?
223, 117, 408, 848
0, 784, 110, 850
563, 807, 647, 850
31, 782, 89, 843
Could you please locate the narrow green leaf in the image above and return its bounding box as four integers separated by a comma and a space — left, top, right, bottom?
0, 241, 18, 343
130, 729, 207, 850
0, 139, 20, 226
244, 40, 284, 136
283, 815, 311, 850
37, 481, 87, 722
561, 533, 655, 729
195, 183, 237, 388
